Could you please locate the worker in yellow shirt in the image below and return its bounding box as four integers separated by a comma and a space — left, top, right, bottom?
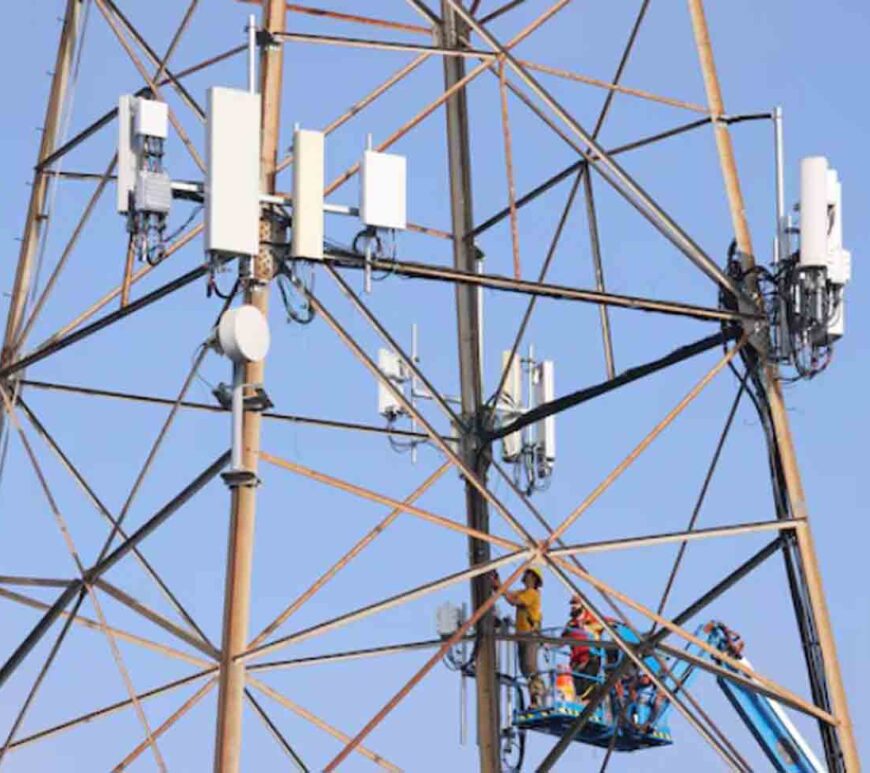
498, 566, 545, 708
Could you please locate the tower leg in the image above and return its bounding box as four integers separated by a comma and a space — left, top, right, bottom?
213, 2, 285, 771
2, 0, 81, 366
687, 2, 858, 768
439, 4, 501, 771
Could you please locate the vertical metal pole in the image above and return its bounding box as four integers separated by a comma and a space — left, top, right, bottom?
213, 2, 284, 771
230, 362, 244, 472
477, 253, 485, 380
772, 105, 790, 359
773, 105, 786, 265
438, 3, 500, 770
247, 14, 257, 94
1, 0, 80, 375
687, 3, 858, 769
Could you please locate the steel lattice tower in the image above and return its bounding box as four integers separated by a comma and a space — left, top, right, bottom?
0, 1, 858, 771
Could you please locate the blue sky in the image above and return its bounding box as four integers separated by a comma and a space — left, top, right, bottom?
0, 1, 867, 770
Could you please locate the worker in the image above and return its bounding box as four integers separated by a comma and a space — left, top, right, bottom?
562, 595, 603, 700
495, 566, 545, 708
625, 671, 664, 732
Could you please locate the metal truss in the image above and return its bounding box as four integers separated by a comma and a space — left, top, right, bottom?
0, 1, 857, 771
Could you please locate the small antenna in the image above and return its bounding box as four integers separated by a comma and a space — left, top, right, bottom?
247, 14, 257, 94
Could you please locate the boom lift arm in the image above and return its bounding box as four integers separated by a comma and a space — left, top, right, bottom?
667, 622, 825, 773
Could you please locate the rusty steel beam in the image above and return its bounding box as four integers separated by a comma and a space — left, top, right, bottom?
550, 518, 803, 557
519, 58, 708, 113
20, 378, 438, 441
498, 60, 521, 279
260, 452, 521, 551
285, 3, 430, 35
251, 638, 466, 673
582, 174, 616, 379
316, 250, 753, 323
274, 29, 495, 59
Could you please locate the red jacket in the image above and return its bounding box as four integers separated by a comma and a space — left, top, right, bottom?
563, 611, 597, 667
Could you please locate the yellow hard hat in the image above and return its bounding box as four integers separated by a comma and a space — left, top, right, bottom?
525, 566, 544, 586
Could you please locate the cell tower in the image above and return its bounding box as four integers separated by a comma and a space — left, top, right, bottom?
0, 1, 858, 771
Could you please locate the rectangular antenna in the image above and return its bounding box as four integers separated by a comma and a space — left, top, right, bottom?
117, 95, 135, 213
377, 348, 408, 419
361, 150, 407, 230
826, 168, 851, 286
799, 156, 829, 268
535, 361, 556, 465
205, 87, 261, 256
291, 129, 325, 259
500, 351, 522, 462
134, 99, 168, 140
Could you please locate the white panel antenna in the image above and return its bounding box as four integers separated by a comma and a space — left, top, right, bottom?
435, 602, 464, 638
799, 156, 829, 268
206, 87, 261, 256
117, 95, 136, 214
827, 292, 845, 339
377, 348, 409, 419
535, 360, 556, 469
825, 166, 850, 340
291, 128, 325, 259
826, 168, 851, 286
361, 150, 407, 230
134, 99, 169, 139
499, 351, 522, 462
